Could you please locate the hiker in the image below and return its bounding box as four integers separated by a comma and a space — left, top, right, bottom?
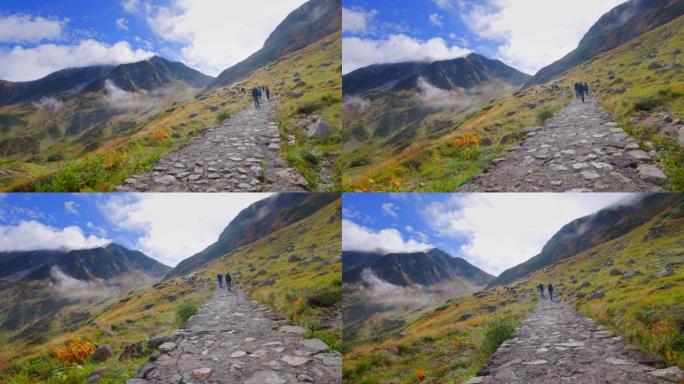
265, 86, 271, 101
225, 273, 232, 292
583, 82, 589, 96
574, 82, 581, 99
548, 283, 555, 301
216, 273, 223, 289
537, 283, 545, 299
578, 83, 586, 103
252, 87, 261, 109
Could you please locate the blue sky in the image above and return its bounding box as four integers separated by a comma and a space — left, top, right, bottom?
0, 0, 308, 81
342, 0, 627, 74
0, 193, 269, 266
342, 193, 632, 275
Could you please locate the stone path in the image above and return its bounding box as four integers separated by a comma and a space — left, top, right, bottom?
117, 100, 308, 192
467, 299, 684, 384
130, 288, 341, 384
458, 97, 668, 192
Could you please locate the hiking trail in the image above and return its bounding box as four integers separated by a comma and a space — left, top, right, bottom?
117, 99, 308, 192
458, 97, 668, 192
466, 299, 684, 384
129, 288, 341, 384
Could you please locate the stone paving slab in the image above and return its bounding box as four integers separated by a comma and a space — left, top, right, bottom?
117, 99, 308, 192
130, 288, 341, 384
467, 299, 683, 384
458, 97, 668, 192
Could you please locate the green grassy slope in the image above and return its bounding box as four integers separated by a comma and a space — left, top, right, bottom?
343, 197, 683, 384
0, 198, 341, 383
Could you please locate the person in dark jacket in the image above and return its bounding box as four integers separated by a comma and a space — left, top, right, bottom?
216, 274, 223, 289
548, 283, 555, 301
252, 87, 261, 109
537, 283, 545, 299
265, 86, 271, 101
225, 273, 233, 292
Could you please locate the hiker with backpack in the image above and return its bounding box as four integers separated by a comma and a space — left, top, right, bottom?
252, 87, 261, 109
225, 273, 233, 292
216, 273, 223, 289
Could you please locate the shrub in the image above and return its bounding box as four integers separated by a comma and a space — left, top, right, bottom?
46, 153, 65, 162
306, 284, 341, 307
216, 110, 232, 123
176, 301, 199, 325
481, 316, 516, 355
302, 151, 319, 165
350, 156, 370, 168
536, 107, 554, 125
55, 339, 95, 366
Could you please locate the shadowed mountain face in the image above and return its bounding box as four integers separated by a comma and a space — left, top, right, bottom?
206, 0, 341, 89
343, 248, 494, 287
15, 243, 171, 281
0, 56, 213, 106
166, 193, 340, 279
343, 53, 531, 96
489, 194, 682, 287
0, 250, 66, 279
526, 0, 684, 86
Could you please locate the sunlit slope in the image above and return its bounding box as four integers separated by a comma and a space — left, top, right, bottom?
343, 15, 684, 192
5, 32, 341, 192
343, 197, 684, 384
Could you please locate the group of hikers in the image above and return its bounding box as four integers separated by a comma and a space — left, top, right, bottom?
251, 85, 271, 109
574, 82, 590, 103
537, 283, 555, 301
216, 273, 233, 292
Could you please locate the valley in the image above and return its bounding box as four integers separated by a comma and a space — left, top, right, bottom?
341, 0, 684, 192
0, 0, 341, 192
342, 194, 684, 384
0, 193, 342, 384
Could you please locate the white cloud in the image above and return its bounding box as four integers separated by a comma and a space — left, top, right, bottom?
141, 0, 308, 76
381, 202, 399, 218
64, 201, 79, 215
429, 13, 444, 27
116, 18, 129, 31
0, 14, 64, 43
122, 0, 141, 13
343, 7, 376, 35
422, 193, 631, 275
342, 219, 433, 254
99, 193, 271, 267
0, 221, 110, 251
343, 34, 470, 74
0, 39, 154, 81
461, 0, 626, 74
433, 0, 460, 10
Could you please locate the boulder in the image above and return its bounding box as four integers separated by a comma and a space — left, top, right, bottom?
591, 290, 605, 299
192, 368, 213, 380
648, 62, 663, 70
649, 366, 684, 382
637, 164, 667, 185
262, 277, 276, 286
91, 344, 114, 362
306, 120, 332, 138
609, 268, 623, 276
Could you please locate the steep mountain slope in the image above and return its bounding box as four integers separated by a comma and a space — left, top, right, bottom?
0, 56, 212, 106
0, 249, 66, 279
0, 197, 342, 384
207, 0, 341, 89
342, 249, 493, 346
25, 243, 171, 281
343, 248, 493, 287
341, 53, 532, 190
344, 194, 684, 383
526, 0, 684, 86
490, 194, 679, 287
167, 193, 338, 278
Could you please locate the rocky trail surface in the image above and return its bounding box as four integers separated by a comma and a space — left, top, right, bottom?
458, 97, 668, 192
467, 299, 684, 384
128, 288, 341, 384
117, 99, 308, 192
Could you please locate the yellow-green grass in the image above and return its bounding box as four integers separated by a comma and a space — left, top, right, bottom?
342, 15, 684, 192
203, 197, 342, 348
344, 199, 684, 384
3, 32, 341, 192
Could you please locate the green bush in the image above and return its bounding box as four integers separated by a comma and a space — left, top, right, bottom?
46, 153, 65, 162
306, 284, 341, 308
536, 107, 554, 125
302, 151, 319, 165
350, 156, 371, 168
176, 301, 199, 326
481, 316, 516, 355
215, 110, 232, 123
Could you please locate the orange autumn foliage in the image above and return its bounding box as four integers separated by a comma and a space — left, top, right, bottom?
453, 133, 480, 148
416, 368, 426, 381
151, 129, 171, 142
55, 339, 95, 366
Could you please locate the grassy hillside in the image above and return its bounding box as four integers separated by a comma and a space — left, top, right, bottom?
343, 198, 684, 384
343, 15, 684, 192
3, 32, 341, 192
0, 198, 342, 383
